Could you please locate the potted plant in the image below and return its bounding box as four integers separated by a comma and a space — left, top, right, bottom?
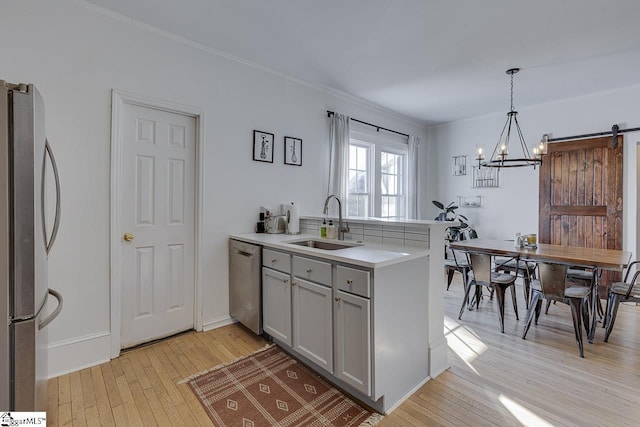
432, 200, 477, 241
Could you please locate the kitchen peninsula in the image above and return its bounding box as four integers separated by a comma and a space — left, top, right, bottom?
230, 217, 450, 413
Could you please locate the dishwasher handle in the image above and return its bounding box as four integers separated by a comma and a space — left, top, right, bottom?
233, 249, 255, 258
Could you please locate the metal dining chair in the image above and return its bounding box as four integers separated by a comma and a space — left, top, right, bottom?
460, 253, 518, 333
496, 256, 537, 307
604, 261, 640, 342
445, 246, 471, 291
522, 262, 591, 357
545, 266, 601, 316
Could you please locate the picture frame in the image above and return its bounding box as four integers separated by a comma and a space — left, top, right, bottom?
284, 136, 302, 166
253, 130, 274, 163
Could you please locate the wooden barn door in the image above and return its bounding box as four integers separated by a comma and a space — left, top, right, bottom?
539, 136, 623, 293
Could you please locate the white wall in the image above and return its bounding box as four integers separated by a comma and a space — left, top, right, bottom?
432, 85, 640, 255
0, 0, 431, 376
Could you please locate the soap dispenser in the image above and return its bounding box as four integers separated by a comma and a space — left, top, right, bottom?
320, 219, 327, 238
326, 220, 336, 239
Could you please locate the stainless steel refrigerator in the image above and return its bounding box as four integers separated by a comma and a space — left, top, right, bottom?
0, 80, 63, 411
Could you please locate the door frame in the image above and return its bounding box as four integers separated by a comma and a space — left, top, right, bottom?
109, 90, 205, 358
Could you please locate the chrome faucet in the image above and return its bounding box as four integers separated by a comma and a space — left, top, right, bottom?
323, 195, 349, 240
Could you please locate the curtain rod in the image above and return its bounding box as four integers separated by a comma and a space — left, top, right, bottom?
547, 124, 640, 148
326, 110, 409, 138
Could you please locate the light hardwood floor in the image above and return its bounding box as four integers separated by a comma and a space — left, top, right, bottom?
48, 274, 640, 426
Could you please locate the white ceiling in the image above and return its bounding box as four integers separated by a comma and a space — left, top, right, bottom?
86, 0, 640, 125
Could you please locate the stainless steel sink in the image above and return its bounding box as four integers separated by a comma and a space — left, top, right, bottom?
285, 239, 361, 251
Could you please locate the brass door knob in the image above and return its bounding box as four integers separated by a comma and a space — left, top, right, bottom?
123, 232, 135, 242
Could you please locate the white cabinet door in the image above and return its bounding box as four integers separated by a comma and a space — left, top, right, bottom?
262, 267, 291, 346
335, 290, 371, 396
293, 278, 333, 373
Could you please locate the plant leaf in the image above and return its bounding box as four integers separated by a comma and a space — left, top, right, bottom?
432, 200, 444, 210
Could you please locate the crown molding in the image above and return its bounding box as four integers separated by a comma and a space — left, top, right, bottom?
79, 0, 430, 129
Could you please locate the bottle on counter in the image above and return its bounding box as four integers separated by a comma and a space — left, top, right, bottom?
514, 233, 522, 248
320, 219, 327, 238
326, 220, 336, 239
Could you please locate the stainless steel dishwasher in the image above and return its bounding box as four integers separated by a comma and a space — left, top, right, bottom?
229, 239, 262, 335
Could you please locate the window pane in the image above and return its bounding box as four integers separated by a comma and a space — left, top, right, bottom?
348, 195, 368, 217
348, 170, 357, 193
358, 148, 369, 170
381, 151, 404, 200
380, 196, 403, 219
349, 146, 358, 169
388, 197, 397, 217
348, 143, 373, 218
356, 171, 366, 193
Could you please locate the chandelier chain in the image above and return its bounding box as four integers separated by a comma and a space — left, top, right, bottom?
510, 71, 515, 112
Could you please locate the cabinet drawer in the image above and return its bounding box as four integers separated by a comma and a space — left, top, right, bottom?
263, 249, 291, 273
293, 256, 332, 287
336, 265, 370, 298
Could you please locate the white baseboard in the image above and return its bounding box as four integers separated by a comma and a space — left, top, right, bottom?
428, 335, 450, 378
48, 331, 111, 378
384, 376, 431, 414
202, 315, 237, 332
46, 317, 241, 378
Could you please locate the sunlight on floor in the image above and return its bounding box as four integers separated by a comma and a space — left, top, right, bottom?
499, 394, 554, 427
443, 315, 487, 373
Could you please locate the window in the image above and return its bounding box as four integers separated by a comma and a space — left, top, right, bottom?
380, 150, 405, 219
347, 124, 407, 219
348, 144, 371, 217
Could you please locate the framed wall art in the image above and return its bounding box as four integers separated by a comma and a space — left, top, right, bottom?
253, 130, 274, 163
284, 136, 302, 166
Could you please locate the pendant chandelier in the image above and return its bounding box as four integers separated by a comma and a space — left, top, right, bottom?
476, 68, 544, 169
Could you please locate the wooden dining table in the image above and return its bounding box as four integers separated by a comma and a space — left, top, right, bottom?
449, 238, 632, 342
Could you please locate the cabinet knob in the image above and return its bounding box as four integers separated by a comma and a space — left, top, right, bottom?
292, 281, 297, 286
335, 297, 341, 302
271, 259, 277, 263
283, 279, 288, 284
346, 279, 353, 285
306, 268, 313, 273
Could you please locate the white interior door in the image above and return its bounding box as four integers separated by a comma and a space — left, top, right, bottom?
120, 103, 196, 348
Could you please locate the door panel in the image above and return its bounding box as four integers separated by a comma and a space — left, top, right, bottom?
335, 290, 371, 396
539, 136, 623, 292
293, 278, 333, 373
262, 267, 292, 345
121, 104, 196, 348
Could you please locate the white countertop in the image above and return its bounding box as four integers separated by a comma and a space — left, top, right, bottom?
229, 233, 430, 268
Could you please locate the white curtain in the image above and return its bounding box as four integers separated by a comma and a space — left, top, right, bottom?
407, 135, 421, 219
327, 113, 350, 215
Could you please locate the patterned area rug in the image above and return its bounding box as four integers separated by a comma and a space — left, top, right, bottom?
182, 344, 383, 427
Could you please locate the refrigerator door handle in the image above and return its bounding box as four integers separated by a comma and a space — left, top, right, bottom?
39, 288, 63, 330
42, 139, 61, 255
